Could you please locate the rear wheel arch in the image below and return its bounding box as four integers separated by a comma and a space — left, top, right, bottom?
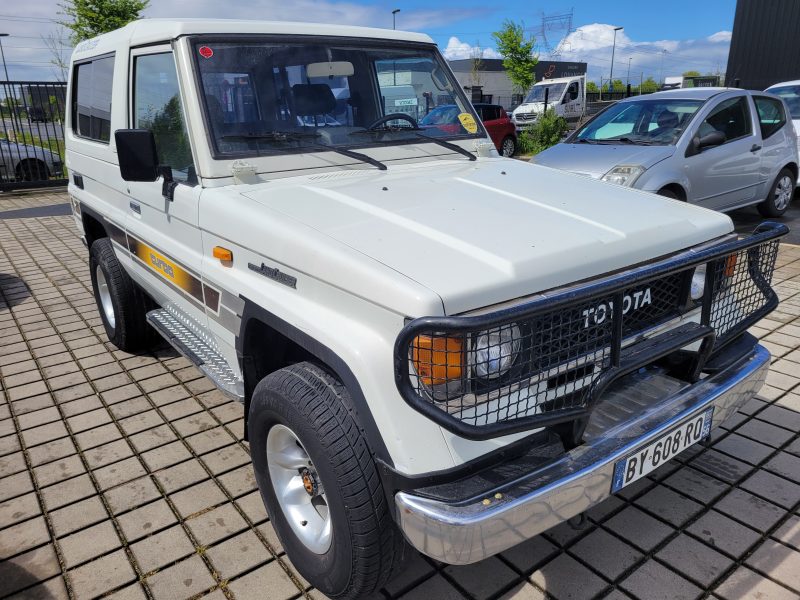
236, 298, 394, 468
783, 162, 798, 182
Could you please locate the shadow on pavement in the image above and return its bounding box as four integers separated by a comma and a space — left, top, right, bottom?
0, 274, 31, 309
0, 562, 58, 598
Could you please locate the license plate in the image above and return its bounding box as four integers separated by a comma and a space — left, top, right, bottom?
611, 407, 714, 493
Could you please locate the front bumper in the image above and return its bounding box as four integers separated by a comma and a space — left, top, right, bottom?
395, 343, 770, 564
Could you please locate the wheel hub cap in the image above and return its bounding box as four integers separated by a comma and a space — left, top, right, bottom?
266, 424, 332, 554
95, 265, 115, 329
774, 175, 793, 211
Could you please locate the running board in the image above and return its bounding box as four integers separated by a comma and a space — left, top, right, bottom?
147, 308, 244, 402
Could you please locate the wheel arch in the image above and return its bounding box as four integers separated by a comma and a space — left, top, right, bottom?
782, 162, 798, 182
79, 203, 108, 248
236, 297, 394, 468
657, 183, 688, 201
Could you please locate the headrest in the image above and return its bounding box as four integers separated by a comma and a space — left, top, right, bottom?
292, 84, 336, 116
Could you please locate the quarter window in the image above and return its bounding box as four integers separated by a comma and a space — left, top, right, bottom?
72, 55, 114, 142
133, 52, 194, 182
753, 96, 786, 139
697, 96, 752, 142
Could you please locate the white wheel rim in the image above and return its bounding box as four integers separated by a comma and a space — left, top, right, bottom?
774, 175, 794, 211
266, 424, 332, 554
502, 139, 515, 156
95, 265, 115, 329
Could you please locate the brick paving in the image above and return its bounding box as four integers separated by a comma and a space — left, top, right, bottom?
1, 189, 800, 600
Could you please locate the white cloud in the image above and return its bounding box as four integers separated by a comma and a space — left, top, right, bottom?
442, 37, 501, 60
552, 23, 731, 84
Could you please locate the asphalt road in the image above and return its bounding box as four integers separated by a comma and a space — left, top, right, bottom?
731, 190, 800, 244
1, 117, 64, 142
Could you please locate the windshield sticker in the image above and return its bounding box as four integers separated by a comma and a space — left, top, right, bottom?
198, 46, 214, 59
458, 112, 478, 134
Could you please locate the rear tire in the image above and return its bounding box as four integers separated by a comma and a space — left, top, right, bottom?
16, 159, 49, 181
89, 238, 155, 352
758, 168, 795, 218
500, 136, 517, 157
248, 362, 401, 599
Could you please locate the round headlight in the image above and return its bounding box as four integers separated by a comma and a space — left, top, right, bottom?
472, 324, 521, 380
691, 264, 707, 301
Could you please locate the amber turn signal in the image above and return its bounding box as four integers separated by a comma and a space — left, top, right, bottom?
412, 335, 463, 386
724, 254, 738, 277
213, 246, 233, 262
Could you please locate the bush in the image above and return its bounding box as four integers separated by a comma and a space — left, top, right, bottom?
517, 109, 570, 155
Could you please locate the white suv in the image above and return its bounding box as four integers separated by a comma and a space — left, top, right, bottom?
66, 19, 786, 599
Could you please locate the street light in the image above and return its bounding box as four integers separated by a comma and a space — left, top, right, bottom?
626, 57, 632, 87
392, 9, 400, 30
609, 26, 623, 93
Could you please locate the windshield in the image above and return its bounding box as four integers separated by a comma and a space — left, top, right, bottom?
524, 82, 566, 104
191, 37, 481, 157
767, 85, 800, 119
574, 98, 704, 145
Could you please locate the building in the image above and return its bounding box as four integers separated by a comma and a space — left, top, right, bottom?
725, 0, 800, 90
449, 59, 586, 109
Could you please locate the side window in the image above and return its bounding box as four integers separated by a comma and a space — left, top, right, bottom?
486, 106, 500, 121
73, 55, 114, 142
565, 82, 578, 102
134, 52, 193, 182
698, 96, 752, 142
754, 96, 786, 139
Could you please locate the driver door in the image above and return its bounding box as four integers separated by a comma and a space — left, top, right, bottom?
562, 82, 582, 119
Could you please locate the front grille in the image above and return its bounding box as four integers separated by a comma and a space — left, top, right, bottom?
395, 225, 785, 440
515, 113, 536, 121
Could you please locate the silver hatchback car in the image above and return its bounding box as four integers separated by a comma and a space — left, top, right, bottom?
532, 88, 799, 217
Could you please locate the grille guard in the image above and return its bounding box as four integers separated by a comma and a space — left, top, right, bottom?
393, 221, 787, 440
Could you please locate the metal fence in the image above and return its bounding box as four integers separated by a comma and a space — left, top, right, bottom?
0, 81, 67, 192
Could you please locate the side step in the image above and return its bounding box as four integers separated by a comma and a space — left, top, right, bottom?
147, 308, 244, 402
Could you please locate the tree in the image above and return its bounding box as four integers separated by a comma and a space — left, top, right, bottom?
59, 0, 149, 44
42, 28, 70, 81
682, 70, 701, 77
640, 76, 659, 93
470, 43, 484, 88
492, 20, 538, 95
586, 81, 599, 93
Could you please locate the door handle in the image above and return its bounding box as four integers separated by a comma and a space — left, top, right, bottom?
750, 144, 762, 153
129, 201, 141, 214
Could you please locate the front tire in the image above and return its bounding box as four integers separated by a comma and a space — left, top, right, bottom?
89, 238, 155, 351
500, 135, 517, 157
758, 168, 795, 217
249, 362, 401, 599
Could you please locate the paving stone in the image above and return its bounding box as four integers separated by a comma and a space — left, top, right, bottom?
147, 385, 190, 407
40, 473, 95, 510
757, 404, 800, 432
530, 553, 608, 600
205, 529, 269, 580
0, 492, 40, 529
185, 502, 248, 545
27, 437, 77, 467
49, 496, 108, 537
131, 524, 195, 573
68, 549, 137, 600
198, 442, 250, 475
772, 515, 800, 551
690, 449, 752, 484
34, 454, 86, 488
154, 458, 208, 493
185, 427, 237, 455
0, 515, 50, 558
84, 439, 133, 469
129, 424, 177, 452
59, 395, 103, 418
119, 410, 165, 436
170, 480, 227, 518
656, 533, 733, 587
217, 463, 257, 497
11, 394, 54, 417
663, 466, 729, 504
256, 520, 283, 554
715, 566, 795, 600
103, 582, 148, 600
382, 551, 437, 597
59, 520, 122, 568
443, 556, 519, 600
21, 420, 69, 448
234, 490, 268, 525
745, 539, 800, 591
93, 456, 148, 491
0, 544, 61, 596
0, 433, 22, 457
686, 509, 761, 559
571, 528, 644, 580
605, 506, 674, 553
227, 560, 303, 600
737, 419, 795, 448
141, 440, 192, 471
173, 412, 218, 437
17, 406, 61, 430
104, 476, 161, 514
740, 469, 800, 509
6, 576, 69, 600
620, 559, 701, 600
67, 407, 112, 433
116, 499, 178, 542
765, 451, 800, 481
144, 554, 216, 599
74, 423, 122, 450
715, 488, 787, 532
635, 484, 704, 527
713, 433, 775, 465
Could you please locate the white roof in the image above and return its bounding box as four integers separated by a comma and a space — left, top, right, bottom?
534, 75, 583, 85
71, 18, 433, 59
767, 80, 800, 89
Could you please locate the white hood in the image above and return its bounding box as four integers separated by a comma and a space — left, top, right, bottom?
242, 158, 733, 315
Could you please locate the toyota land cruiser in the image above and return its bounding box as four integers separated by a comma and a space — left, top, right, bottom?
65, 20, 787, 599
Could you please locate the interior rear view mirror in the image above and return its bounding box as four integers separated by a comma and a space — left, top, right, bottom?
115, 129, 159, 181
306, 61, 354, 78
431, 66, 451, 92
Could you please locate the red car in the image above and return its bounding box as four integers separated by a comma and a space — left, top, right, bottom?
474, 103, 517, 157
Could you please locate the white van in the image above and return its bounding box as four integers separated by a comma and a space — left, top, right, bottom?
511, 75, 585, 128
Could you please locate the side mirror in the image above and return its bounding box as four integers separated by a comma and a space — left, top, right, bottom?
695, 130, 726, 151
115, 129, 159, 181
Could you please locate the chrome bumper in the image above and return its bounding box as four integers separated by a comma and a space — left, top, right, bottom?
395, 344, 770, 565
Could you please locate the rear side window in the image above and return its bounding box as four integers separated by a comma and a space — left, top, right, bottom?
754, 96, 786, 139
72, 55, 114, 142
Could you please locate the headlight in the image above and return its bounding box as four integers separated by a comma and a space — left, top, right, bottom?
601, 165, 645, 187
472, 323, 521, 380
691, 264, 707, 301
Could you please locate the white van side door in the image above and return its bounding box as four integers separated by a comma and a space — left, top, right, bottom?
122, 46, 211, 328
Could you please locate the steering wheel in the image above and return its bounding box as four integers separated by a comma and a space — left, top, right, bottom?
366, 113, 419, 131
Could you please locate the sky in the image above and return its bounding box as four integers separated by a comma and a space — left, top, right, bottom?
0, 0, 737, 83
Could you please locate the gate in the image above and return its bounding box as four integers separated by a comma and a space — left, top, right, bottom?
1, 81, 68, 192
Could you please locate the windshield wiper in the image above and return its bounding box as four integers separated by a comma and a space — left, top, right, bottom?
221, 132, 387, 171
350, 127, 476, 161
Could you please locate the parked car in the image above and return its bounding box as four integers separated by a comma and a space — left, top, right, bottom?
511, 75, 586, 128
0, 139, 63, 181
473, 102, 517, 156
765, 80, 800, 140
67, 20, 786, 600
27, 107, 50, 122
533, 88, 799, 217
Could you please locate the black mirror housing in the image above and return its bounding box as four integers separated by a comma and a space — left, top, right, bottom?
115, 129, 159, 181
697, 130, 726, 150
